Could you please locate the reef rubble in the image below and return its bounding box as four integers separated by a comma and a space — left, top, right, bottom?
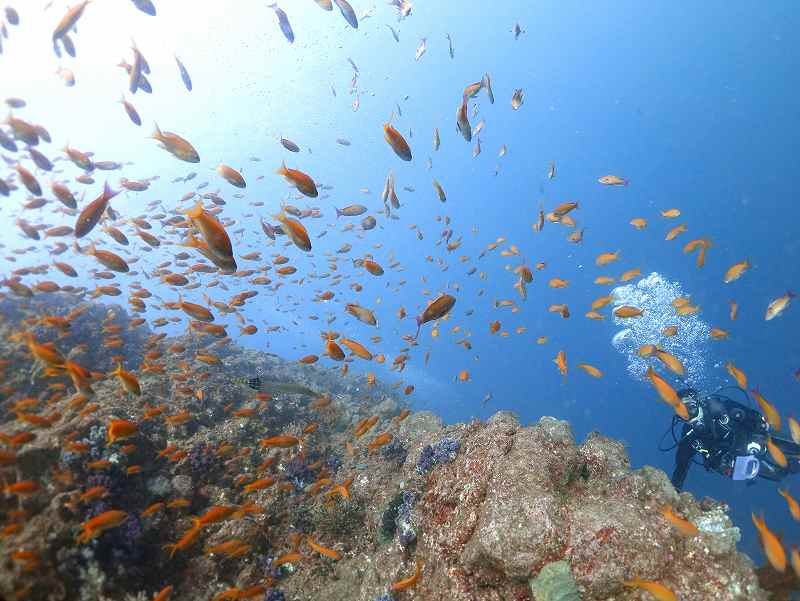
0, 297, 770, 600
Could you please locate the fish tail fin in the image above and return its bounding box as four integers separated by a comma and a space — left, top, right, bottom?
185, 200, 204, 219
788, 290, 796, 299
414, 315, 422, 339
103, 180, 119, 201
275, 161, 287, 176
150, 122, 162, 141
335, 207, 342, 219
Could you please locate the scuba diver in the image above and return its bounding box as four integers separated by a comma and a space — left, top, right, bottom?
662, 387, 800, 491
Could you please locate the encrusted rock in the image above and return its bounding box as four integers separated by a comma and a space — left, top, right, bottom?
171, 474, 193, 497
0, 295, 769, 601
145, 475, 172, 497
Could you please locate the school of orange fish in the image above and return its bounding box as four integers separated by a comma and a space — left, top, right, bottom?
0, 2, 798, 600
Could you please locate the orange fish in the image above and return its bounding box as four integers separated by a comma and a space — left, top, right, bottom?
340, 337, 373, 360
275, 212, 312, 251
765, 291, 794, 321
153, 585, 173, 601
259, 435, 300, 448
598, 175, 627, 186
595, 250, 620, 266
752, 387, 781, 431
767, 436, 788, 468
74, 182, 120, 238
654, 349, 685, 377
273, 551, 304, 567
724, 260, 750, 284
184, 201, 234, 261
553, 351, 567, 376
729, 300, 739, 321
709, 327, 729, 339
165, 410, 191, 425
243, 477, 276, 493
306, 537, 341, 560
107, 419, 138, 444
725, 362, 747, 388
196, 505, 236, 526
620, 268, 641, 282
276, 161, 318, 197
142, 502, 166, 517
4, 480, 39, 495
790, 417, 800, 445
778, 489, 800, 521
367, 431, 392, 454
659, 505, 698, 537
391, 560, 422, 591
614, 305, 643, 318
77, 510, 128, 543
216, 164, 246, 188
575, 363, 602, 378
665, 223, 687, 241
646, 367, 688, 419
383, 121, 412, 161
151, 124, 200, 162
752, 513, 786, 572
164, 523, 203, 558
24, 332, 65, 366
622, 578, 676, 601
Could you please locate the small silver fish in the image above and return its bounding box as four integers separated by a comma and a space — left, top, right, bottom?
268, 3, 294, 43
175, 55, 192, 91
511, 89, 524, 110
415, 38, 426, 61
334, 0, 358, 28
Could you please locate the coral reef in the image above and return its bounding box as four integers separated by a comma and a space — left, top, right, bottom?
0, 297, 775, 600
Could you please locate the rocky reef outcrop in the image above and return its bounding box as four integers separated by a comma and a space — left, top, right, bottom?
0, 296, 771, 600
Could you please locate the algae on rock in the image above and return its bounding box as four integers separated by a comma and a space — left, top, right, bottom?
529, 560, 581, 601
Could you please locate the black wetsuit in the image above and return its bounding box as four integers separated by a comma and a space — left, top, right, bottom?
671, 391, 800, 491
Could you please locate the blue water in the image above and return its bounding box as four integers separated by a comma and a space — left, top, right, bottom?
2, 0, 799, 566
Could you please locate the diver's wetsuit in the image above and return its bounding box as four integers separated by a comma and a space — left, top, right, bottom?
671, 390, 800, 491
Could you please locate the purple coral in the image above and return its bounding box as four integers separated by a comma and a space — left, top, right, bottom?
282, 456, 314, 491
263, 589, 285, 601
188, 442, 215, 476
415, 437, 459, 474
396, 491, 418, 548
